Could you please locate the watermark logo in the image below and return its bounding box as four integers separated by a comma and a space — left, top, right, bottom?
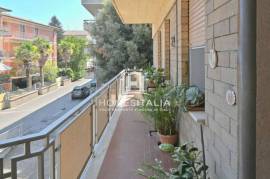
95, 99, 171, 112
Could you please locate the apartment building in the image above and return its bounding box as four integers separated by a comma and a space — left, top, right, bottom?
0, 9, 58, 75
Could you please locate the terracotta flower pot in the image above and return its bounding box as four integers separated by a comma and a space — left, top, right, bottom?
158, 133, 178, 145
147, 80, 156, 88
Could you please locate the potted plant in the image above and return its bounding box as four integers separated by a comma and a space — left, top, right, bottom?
185, 86, 205, 111
138, 143, 208, 179
144, 66, 155, 88
139, 85, 187, 145
144, 66, 165, 89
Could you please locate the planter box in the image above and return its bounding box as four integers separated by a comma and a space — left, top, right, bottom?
0, 93, 11, 110
38, 83, 58, 95
2, 82, 12, 92
0, 93, 6, 110
56, 77, 62, 87
187, 104, 205, 112
61, 78, 71, 86
9, 90, 39, 108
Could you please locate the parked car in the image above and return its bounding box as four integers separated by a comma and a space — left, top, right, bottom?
90, 79, 97, 88
71, 86, 90, 99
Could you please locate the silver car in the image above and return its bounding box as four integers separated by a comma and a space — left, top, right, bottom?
71, 86, 90, 99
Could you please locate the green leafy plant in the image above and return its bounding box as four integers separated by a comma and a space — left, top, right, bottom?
139, 85, 187, 135
15, 41, 40, 90
168, 85, 205, 112
65, 68, 74, 80
144, 66, 165, 88
144, 65, 155, 79
58, 39, 75, 69
0, 74, 11, 83
185, 86, 204, 107
138, 143, 208, 179
59, 36, 88, 80
90, 1, 153, 83
33, 37, 52, 86
159, 144, 175, 153
44, 60, 58, 83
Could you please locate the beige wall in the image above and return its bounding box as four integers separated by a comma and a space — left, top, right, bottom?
152, 0, 240, 178
153, 1, 189, 85
182, 0, 239, 179
153, 33, 159, 68
156, 19, 170, 78
168, 4, 177, 84
160, 23, 165, 69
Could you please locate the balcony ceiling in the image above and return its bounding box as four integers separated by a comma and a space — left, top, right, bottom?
112, 0, 175, 35
82, 0, 104, 16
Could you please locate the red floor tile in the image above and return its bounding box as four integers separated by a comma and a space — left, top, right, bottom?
98, 101, 173, 179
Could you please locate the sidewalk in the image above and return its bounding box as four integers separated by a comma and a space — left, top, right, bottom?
0, 78, 91, 131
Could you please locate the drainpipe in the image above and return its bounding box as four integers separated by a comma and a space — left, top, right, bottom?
175, 0, 179, 86
239, 0, 256, 178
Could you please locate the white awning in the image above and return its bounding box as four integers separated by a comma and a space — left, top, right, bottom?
0, 63, 12, 71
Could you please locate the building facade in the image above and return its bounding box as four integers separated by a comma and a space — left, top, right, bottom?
0, 11, 57, 76
111, 0, 269, 179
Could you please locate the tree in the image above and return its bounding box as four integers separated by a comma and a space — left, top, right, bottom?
62, 37, 88, 80
33, 38, 52, 86
58, 37, 88, 80
58, 39, 74, 70
90, 1, 153, 82
15, 42, 39, 90
49, 16, 64, 41
43, 60, 58, 83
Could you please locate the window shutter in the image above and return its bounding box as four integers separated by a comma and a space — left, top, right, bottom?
189, 0, 206, 47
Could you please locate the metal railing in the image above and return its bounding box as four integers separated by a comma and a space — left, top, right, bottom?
0, 69, 144, 179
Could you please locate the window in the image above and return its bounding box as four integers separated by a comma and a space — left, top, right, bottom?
3, 22, 8, 28
34, 28, 39, 36
189, 47, 205, 91
19, 24, 25, 33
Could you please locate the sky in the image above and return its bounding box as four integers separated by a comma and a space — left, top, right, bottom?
0, 0, 94, 30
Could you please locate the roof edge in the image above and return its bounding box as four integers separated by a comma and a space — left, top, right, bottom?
2, 14, 61, 31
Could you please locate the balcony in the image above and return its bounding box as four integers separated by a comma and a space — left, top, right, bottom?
81, 0, 104, 17
0, 70, 173, 179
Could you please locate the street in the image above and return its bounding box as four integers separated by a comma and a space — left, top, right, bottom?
0, 77, 93, 140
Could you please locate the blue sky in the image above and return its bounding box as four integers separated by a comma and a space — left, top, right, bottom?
0, 0, 94, 30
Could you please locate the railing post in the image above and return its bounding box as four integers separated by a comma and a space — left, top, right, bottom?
37, 153, 45, 179
89, 106, 95, 158
55, 136, 61, 179
116, 79, 118, 102
0, 158, 3, 179
107, 87, 110, 119
93, 102, 97, 146
50, 144, 56, 179
11, 159, 17, 179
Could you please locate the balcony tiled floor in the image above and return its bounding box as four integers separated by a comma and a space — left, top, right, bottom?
97, 93, 173, 179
